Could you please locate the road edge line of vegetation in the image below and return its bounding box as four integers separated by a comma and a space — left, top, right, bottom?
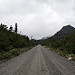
0, 46, 34, 63
44, 46, 75, 61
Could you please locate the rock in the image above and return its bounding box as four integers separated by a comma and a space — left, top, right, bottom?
68, 57, 73, 61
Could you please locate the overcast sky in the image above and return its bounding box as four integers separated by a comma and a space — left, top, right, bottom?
0, 0, 75, 39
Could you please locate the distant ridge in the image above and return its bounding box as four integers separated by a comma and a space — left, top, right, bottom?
52, 25, 75, 39
40, 37, 48, 40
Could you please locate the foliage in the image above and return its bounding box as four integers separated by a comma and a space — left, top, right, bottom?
0, 47, 32, 60
0, 23, 35, 52
15, 23, 18, 34
9, 25, 13, 32
40, 31, 75, 55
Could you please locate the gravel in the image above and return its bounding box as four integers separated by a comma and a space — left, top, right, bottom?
0, 45, 75, 75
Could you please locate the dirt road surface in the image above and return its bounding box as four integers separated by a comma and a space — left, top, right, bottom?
0, 45, 75, 75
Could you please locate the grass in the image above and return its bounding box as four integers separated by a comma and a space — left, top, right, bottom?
0, 46, 33, 61
45, 46, 75, 61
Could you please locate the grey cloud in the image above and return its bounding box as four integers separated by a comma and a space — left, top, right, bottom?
0, 0, 75, 39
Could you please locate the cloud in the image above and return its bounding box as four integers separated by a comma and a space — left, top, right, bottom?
0, 0, 75, 39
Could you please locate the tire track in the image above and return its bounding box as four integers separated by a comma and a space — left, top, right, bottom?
41, 46, 75, 75
0, 45, 75, 75
0, 46, 37, 75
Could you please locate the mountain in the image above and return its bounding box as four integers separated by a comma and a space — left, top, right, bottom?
40, 37, 48, 40
40, 25, 75, 55
52, 25, 75, 39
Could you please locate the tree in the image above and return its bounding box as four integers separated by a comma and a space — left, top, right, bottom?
9, 25, 13, 32
15, 23, 18, 34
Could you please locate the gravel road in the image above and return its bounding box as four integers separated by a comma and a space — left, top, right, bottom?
0, 45, 75, 75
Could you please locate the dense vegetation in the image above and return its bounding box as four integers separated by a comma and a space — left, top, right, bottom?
40, 25, 75, 58
41, 31, 75, 53
0, 24, 75, 60
0, 23, 37, 60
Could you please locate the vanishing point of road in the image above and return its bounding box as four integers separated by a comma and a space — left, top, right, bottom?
0, 45, 75, 75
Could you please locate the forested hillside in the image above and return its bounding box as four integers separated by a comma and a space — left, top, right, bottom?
0, 23, 36, 52
40, 25, 75, 58
52, 25, 75, 39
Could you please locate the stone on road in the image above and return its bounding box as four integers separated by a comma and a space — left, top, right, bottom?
0, 45, 75, 75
